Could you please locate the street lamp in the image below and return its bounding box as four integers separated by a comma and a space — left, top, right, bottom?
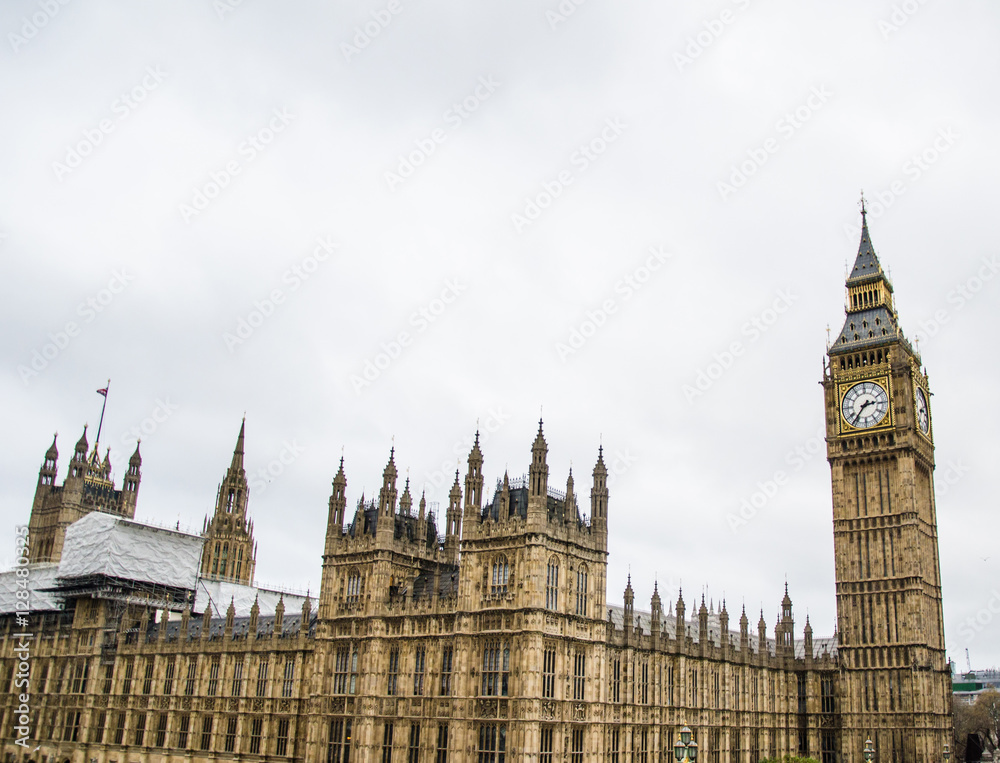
944, 744, 951, 763
675, 726, 699, 763
863, 738, 875, 763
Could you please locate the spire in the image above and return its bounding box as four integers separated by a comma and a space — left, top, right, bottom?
74, 425, 89, 459
45, 433, 59, 462
231, 417, 246, 473
464, 430, 484, 512
832, 203, 901, 354
378, 447, 398, 517
590, 444, 609, 527
400, 477, 413, 517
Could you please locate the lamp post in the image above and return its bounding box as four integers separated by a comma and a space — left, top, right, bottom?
863, 738, 875, 763
944, 744, 951, 763
675, 726, 699, 763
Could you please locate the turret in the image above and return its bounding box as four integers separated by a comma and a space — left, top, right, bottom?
528, 419, 548, 501
720, 600, 730, 651
623, 576, 635, 640
699, 594, 709, 644
121, 441, 141, 515
249, 595, 260, 638
201, 420, 256, 584
464, 431, 484, 511
676, 589, 686, 640
804, 615, 814, 660
740, 605, 749, 652
69, 425, 88, 478
651, 582, 662, 646
565, 469, 575, 517
377, 448, 398, 520
274, 596, 285, 635
400, 477, 413, 517
591, 445, 608, 539
38, 434, 58, 488
327, 457, 347, 537
447, 471, 462, 542
758, 610, 768, 657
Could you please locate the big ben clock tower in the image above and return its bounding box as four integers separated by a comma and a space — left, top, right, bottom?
824, 204, 952, 763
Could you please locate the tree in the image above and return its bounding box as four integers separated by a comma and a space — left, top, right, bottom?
976, 689, 1000, 753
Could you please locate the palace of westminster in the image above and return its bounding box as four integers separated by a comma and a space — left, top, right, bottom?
0, 215, 952, 762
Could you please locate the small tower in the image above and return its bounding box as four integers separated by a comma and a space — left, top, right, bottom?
804, 615, 814, 660
676, 588, 686, 641
757, 610, 768, 658
740, 605, 749, 652
720, 600, 730, 651
326, 457, 348, 545
776, 584, 795, 657
651, 582, 662, 646
400, 477, 413, 517
70, 426, 88, 479
591, 445, 608, 539
121, 441, 141, 516
445, 471, 462, 557
200, 419, 257, 584
698, 594, 709, 644
528, 419, 549, 504
376, 448, 398, 542
623, 576, 635, 640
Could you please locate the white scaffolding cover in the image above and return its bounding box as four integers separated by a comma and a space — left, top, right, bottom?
0, 563, 62, 614
57, 511, 204, 590
194, 578, 307, 618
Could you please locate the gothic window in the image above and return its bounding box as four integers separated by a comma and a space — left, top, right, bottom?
142, 657, 155, 694
388, 647, 400, 696
163, 656, 175, 695
668, 664, 675, 706
220, 543, 229, 578
414, 646, 426, 696
347, 569, 362, 605
631, 727, 646, 763
250, 718, 265, 755
231, 657, 245, 697
224, 717, 238, 753
436, 724, 449, 763
382, 722, 395, 763
639, 660, 648, 704
408, 723, 421, 763
440, 645, 453, 696
133, 713, 147, 746
236, 547, 243, 580
797, 673, 807, 713
276, 718, 290, 756
334, 647, 350, 694
575, 566, 588, 616
572, 728, 585, 763
178, 714, 191, 749
481, 641, 509, 696
610, 728, 621, 763
546, 558, 559, 610
543, 648, 556, 699
350, 648, 358, 694
477, 723, 506, 763
541, 727, 554, 763
573, 650, 586, 700
185, 658, 197, 696
328, 718, 352, 762
610, 654, 621, 703
256, 658, 269, 697
207, 657, 220, 696
282, 657, 295, 698
491, 555, 509, 596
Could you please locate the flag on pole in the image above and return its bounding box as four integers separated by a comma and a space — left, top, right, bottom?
97, 387, 108, 397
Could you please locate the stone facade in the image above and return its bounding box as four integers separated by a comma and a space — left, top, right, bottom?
0, 216, 952, 763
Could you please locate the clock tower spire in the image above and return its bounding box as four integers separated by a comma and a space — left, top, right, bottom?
823, 208, 950, 763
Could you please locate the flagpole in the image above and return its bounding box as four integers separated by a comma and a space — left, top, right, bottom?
95, 379, 110, 447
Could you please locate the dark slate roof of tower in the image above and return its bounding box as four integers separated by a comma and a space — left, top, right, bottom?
831, 307, 901, 354
847, 215, 888, 286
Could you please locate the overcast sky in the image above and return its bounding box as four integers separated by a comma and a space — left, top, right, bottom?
2, 0, 998, 669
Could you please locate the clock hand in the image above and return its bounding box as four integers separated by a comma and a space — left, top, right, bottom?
852, 399, 874, 425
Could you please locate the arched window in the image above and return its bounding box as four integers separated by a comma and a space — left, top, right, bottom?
575, 565, 589, 616
346, 570, 362, 605
220, 544, 229, 578
481, 641, 510, 696
546, 558, 559, 610
491, 555, 509, 596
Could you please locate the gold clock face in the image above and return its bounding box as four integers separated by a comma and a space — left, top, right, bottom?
915, 386, 930, 435
841, 381, 890, 429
